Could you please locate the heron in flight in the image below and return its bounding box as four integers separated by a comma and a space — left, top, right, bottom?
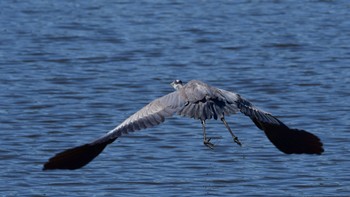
43, 80, 324, 170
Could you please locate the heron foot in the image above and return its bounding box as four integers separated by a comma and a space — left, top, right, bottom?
204, 138, 214, 149
233, 136, 242, 146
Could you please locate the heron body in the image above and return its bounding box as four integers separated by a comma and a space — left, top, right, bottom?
43, 80, 324, 170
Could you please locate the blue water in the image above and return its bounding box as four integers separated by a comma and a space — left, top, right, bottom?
1, 0, 350, 196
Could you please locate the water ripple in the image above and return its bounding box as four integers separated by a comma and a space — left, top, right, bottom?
0, 0, 349, 196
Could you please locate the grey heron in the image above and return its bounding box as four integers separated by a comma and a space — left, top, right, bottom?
43, 80, 324, 170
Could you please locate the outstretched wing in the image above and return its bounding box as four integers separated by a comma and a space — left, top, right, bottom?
43, 91, 186, 170
98, 90, 186, 143
219, 89, 324, 155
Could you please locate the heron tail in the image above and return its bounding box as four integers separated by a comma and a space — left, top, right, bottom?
43, 138, 117, 170
251, 117, 324, 154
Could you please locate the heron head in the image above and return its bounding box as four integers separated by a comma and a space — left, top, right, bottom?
171, 79, 183, 90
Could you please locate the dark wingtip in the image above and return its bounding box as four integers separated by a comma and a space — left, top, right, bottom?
43, 138, 116, 170
253, 118, 324, 155
43, 143, 105, 170
275, 128, 324, 155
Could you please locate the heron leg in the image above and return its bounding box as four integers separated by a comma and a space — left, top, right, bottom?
201, 120, 214, 149
221, 117, 242, 146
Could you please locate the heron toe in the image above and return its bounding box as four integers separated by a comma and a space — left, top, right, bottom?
204, 138, 214, 149
233, 137, 242, 146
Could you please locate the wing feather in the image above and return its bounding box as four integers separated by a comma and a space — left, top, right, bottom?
43, 91, 186, 170
219, 89, 324, 155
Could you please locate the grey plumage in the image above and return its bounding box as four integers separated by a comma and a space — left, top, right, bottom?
43, 80, 324, 170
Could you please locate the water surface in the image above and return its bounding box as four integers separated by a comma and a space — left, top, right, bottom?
1, 0, 349, 196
